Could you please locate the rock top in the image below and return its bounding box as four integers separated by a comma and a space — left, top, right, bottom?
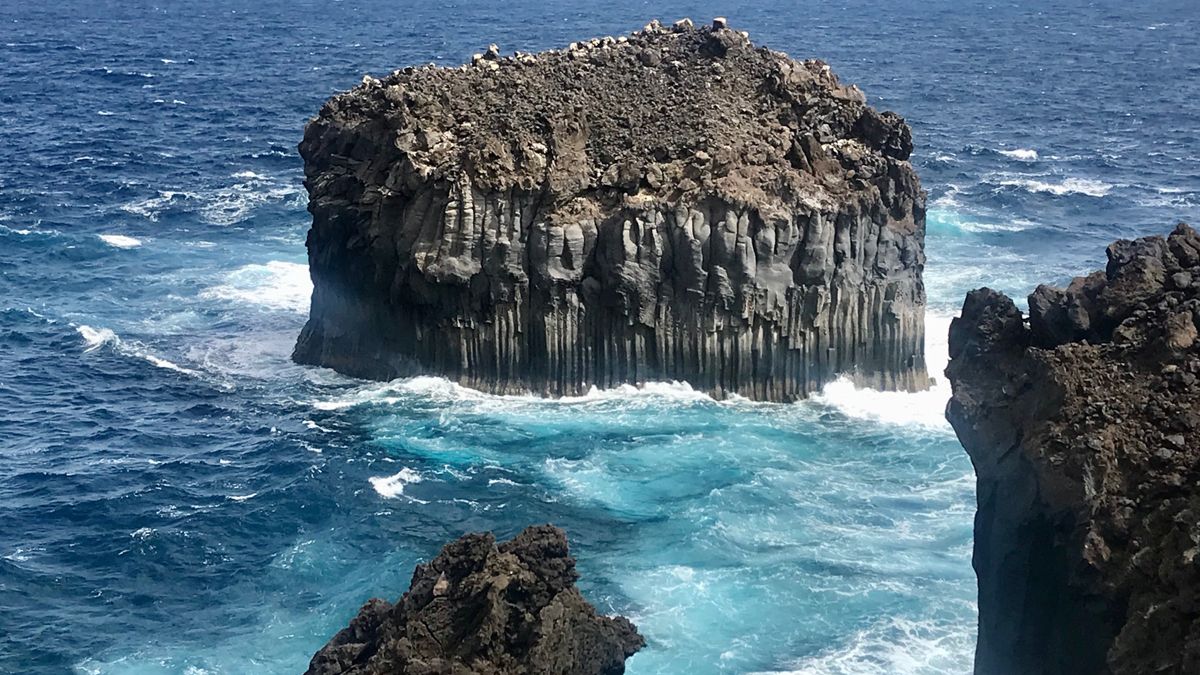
305, 525, 643, 675
294, 20, 927, 401
946, 224, 1200, 674
315, 19, 911, 202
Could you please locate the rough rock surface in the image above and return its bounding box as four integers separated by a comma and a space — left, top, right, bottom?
292, 18, 928, 401
946, 223, 1200, 674
305, 525, 643, 675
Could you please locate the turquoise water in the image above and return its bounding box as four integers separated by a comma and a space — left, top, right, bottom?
1, 0, 1197, 672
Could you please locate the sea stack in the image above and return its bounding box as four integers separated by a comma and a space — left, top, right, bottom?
293, 19, 928, 401
946, 224, 1200, 674
305, 525, 644, 675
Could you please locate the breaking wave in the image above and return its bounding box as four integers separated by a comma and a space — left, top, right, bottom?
98, 233, 142, 248
76, 324, 200, 376
200, 261, 312, 312
994, 176, 1115, 197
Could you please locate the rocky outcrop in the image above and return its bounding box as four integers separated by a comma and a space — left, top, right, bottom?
946, 224, 1200, 674
293, 18, 928, 401
306, 525, 643, 675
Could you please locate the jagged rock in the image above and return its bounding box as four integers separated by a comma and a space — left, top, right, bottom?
305, 525, 643, 675
946, 223, 1200, 674
293, 20, 928, 401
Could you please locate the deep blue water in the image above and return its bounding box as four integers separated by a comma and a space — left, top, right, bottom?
1, 1, 1197, 673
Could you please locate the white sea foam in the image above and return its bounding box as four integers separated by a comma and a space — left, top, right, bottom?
368, 467, 424, 499
807, 312, 954, 431
119, 173, 301, 225
928, 208, 1032, 235
120, 190, 196, 221
753, 617, 974, 675
200, 261, 311, 312
200, 172, 304, 225
313, 376, 719, 411
997, 176, 1114, 197
998, 148, 1038, 161
98, 233, 142, 248
311, 311, 954, 435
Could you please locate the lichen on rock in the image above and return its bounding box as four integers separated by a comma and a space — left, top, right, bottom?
293, 18, 928, 401
305, 525, 643, 675
946, 223, 1200, 674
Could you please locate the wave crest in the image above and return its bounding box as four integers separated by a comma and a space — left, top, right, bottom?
998, 148, 1038, 161
98, 234, 142, 248
76, 324, 200, 376
996, 176, 1114, 197
369, 467, 424, 500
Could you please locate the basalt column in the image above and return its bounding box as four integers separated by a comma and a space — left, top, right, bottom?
294, 19, 928, 401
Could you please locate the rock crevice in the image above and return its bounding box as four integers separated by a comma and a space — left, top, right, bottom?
946, 224, 1200, 674
294, 19, 927, 400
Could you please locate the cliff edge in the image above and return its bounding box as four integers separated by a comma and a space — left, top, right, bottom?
293, 18, 927, 401
305, 525, 643, 675
946, 224, 1200, 674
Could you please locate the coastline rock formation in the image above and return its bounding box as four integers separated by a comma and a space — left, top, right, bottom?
293, 18, 928, 401
946, 224, 1200, 674
306, 525, 643, 675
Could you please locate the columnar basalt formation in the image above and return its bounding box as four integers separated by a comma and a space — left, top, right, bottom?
293, 18, 928, 400
306, 525, 643, 675
946, 224, 1200, 674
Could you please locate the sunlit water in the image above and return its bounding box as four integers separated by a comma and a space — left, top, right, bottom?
1, 0, 1197, 673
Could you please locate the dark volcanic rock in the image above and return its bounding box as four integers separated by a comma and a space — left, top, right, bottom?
305, 525, 643, 675
946, 224, 1200, 674
292, 19, 928, 401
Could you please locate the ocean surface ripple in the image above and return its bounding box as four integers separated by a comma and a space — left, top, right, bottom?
1, 0, 1196, 673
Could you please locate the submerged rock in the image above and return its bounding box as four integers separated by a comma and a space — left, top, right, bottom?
946, 224, 1200, 674
293, 19, 928, 401
305, 525, 643, 675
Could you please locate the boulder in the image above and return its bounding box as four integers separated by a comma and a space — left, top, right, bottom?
306, 525, 643, 675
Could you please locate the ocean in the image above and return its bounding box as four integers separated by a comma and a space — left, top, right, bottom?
1, 0, 1196, 673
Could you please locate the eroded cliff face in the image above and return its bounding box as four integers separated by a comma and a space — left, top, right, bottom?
946, 224, 1200, 674
306, 525, 643, 675
292, 18, 927, 401
290, 18, 926, 398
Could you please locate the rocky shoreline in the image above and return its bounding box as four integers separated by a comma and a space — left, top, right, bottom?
292, 19, 928, 401
305, 526, 643, 675
946, 224, 1200, 674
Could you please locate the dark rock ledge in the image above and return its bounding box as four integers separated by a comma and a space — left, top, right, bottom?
946, 224, 1200, 674
306, 525, 643, 675
292, 17, 928, 401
